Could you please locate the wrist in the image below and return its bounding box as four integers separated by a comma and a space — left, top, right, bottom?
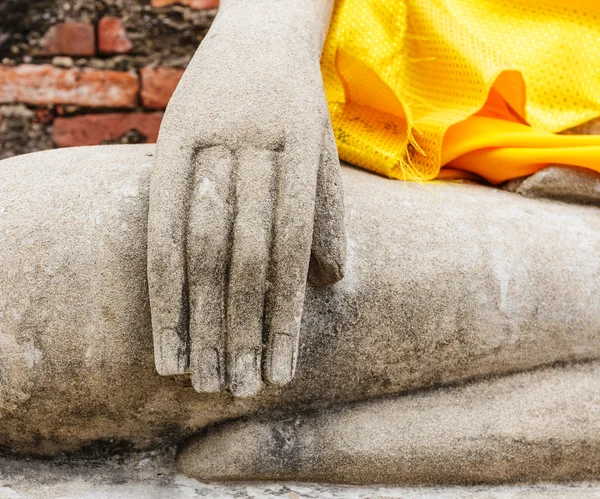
213, 0, 333, 58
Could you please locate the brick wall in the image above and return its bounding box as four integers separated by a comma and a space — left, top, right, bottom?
0, 0, 219, 159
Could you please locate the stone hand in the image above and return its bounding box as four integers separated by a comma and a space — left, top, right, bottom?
148, 0, 343, 397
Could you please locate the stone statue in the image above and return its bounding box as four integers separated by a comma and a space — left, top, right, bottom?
1, 0, 600, 492
0, 143, 599, 487
146, 0, 600, 404
148, 0, 345, 397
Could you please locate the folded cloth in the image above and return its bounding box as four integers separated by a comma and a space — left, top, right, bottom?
321, 0, 600, 183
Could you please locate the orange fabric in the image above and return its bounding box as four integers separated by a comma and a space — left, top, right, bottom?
321, 0, 600, 184
442, 114, 600, 184
440, 88, 600, 184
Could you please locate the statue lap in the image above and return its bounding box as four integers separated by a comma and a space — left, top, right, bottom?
0, 144, 598, 483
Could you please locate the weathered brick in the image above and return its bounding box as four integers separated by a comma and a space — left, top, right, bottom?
40, 22, 96, 57
52, 113, 164, 147
98, 17, 134, 54
151, 0, 219, 8
0, 65, 139, 108
141, 67, 184, 109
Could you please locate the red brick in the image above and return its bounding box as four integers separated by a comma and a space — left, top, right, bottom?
141, 67, 184, 109
98, 17, 134, 54
40, 22, 96, 57
0, 65, 139, 108
151, 0, 218, 8
52, 113, 164, 147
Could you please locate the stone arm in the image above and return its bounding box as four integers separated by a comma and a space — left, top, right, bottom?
148, 0, 345, 397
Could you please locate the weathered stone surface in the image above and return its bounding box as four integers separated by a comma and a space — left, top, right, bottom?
0, 144, 598, 469
504, 165, 600, 206
0, 105, 54, 160
148, 0, 343, 397
0, 454, 599, 498
563, 116, 600, 135
180, 361, 600, 484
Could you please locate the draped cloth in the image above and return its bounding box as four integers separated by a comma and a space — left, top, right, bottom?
320, 0, 600, 184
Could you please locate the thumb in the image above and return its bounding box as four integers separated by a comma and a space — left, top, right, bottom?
308, 124, 346, 287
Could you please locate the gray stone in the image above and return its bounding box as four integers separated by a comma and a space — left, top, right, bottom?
2, 0, 600, 488
1, 454, 599, 498
562, 116, 600, 136
147, 0, 343, 397
180, 361, 600, 484
0, 144, 599, 485
504, 165, 600, 206
0, 454, 599, 498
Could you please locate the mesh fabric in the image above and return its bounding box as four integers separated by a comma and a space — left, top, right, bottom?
321, 0, 600, 181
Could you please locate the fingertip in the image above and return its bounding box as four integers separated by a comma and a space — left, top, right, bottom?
310, 131, 347, 287
155, 363, 183, 377
308, 252, 346, 287
229, 349, 262, 398
191, 348, 225, 393
265, 334, 297, 386
153, 326, 189, 376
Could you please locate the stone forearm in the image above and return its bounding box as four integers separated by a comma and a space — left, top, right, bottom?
216, 0, 334, 57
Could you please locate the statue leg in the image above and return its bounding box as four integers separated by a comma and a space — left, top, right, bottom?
0, 144, 599, 457
179, 361, 600, 484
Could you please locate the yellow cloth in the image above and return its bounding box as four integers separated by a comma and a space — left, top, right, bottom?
321, 0, 600, 183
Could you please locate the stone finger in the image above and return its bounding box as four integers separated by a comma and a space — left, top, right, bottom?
187, 145, 235, 393
263, 140, 321, 386
308, 122, 347, 287
148, 134, 195, 376
225, 148, 277, 397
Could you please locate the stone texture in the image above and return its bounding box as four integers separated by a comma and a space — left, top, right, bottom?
0, 0, 218, 160
52, 113, 163, 147
148, 0, 342, 397
180, 362, 600, 484
98, 17, 134, 55
39, 22, 95, 57
0, 454, 599, 498
0, 144, 599, 470
0, 0, 216, 64
563, 116, 600, 135
0, 105, 54, 160
0, 64, 139, 108
504, 165, 600, 206
140, 67, 184, 109
151, 0, 219, 8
